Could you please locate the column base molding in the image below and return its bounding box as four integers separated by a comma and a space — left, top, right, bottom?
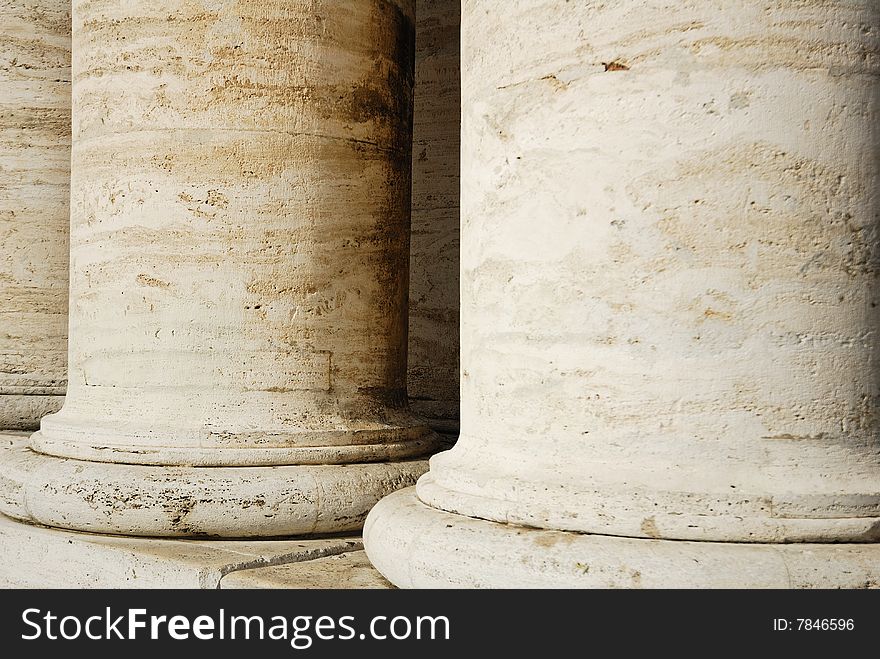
364, 488, 880, 588
0, 434, 429, 538
0, 394, 64, 431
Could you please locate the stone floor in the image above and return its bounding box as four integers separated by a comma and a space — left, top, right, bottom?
0, 513, 391, 588
0, 430, 393, 588
222, 551, 392, 589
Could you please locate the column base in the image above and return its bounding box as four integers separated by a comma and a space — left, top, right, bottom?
0, 434, 429, 538
364, 488, 880, 588
0, 394, 64, 431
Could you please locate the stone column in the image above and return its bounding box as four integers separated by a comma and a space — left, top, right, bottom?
0, 0, 437, 538
407, 0, 461, 439
365, 0, 880, 587
0, 1, 69, 430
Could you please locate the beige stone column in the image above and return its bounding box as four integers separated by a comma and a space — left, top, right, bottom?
0, 1, 69, 430
407, 0, 460, 438
365, 0, 880, 587
0, 0, 437, 537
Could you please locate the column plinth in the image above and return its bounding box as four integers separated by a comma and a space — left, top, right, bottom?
365, 0, 880, 586
0, 0, 437, 537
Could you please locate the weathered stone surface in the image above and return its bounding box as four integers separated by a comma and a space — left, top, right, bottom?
2, 0, 438, 537
407, 0, 460, 437
366, 488, 880, 589
0, 510, 363, 588
0, 1, 460, 440
37, 0, 433, 468
366, 0, 880, 587
222, 551, 392, 589
0, 434, 428, 537
0, 0, 69, 429
429, 0, 880, 543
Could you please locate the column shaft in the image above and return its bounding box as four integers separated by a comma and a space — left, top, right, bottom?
0, 0, 436, 538
365, 0, 880, 587
0, 1, 69, 429
407, 0, 461, 438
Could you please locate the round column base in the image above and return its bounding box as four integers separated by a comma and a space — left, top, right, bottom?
364, 488, 880, 588
0, 434, 430, 538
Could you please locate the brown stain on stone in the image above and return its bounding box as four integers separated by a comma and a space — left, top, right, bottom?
640, 516, 661, 538
136, 274, 171, 289
533, 533, 560, 548
74, 1, 416, 153
641, 143, 877, 280
702, 308, 733, 321
346, 82, 399, 125
540, 73, 569, 90
631, 570, 642, 587
601, 6, 879, 75
602, 61, 630, 72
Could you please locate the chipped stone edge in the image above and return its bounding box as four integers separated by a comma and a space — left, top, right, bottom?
201, 540, 366, 589
219, 550, 394, 589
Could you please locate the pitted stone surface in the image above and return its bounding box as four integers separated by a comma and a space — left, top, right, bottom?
418, 0, 880, 543
12, 1, 437, 536
35, 0, 436, 468
0, 433, 429, 537
365, 488, 880, 589
0, 0, 69, 429
364, 0, 880, 588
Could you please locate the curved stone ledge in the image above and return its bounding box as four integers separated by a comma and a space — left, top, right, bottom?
32, 426, 440, 467
416, 469, 880, 544
364, 488, 880, 589
0, 435, 429, 538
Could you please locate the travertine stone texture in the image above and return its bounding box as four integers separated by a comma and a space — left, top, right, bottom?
427, 0, 880, 543
0, 1, 70, 429
366, 488, 880, 589
35, 0, 432, 467
407, 0, 460, 436
1, 0, 437, 536
1, 434, 426, 537
221, 550, 393, 589
0, 507, 364, 588
366, 0, 880, 587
